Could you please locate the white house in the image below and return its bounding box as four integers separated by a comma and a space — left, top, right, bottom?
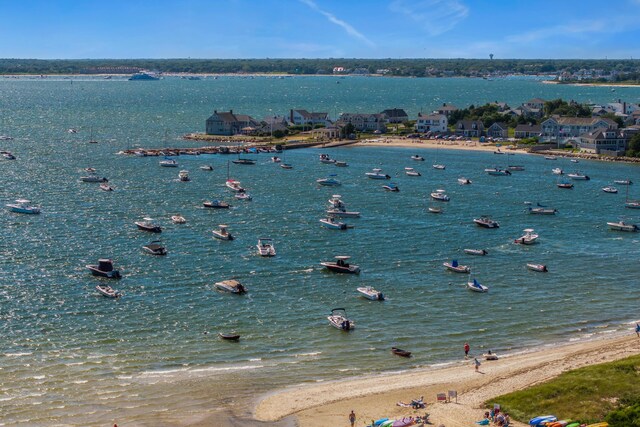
289, 109, 330, 127
415, 113, 448, 133
337, 113, 387, 133
541, 116, 618, 143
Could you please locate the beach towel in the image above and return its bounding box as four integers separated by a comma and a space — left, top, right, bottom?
475, 420, 490, 425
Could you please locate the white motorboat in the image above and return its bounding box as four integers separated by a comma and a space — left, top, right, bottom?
430, 189, 450, 201
226, 179, 244, 192
464, 248, 488, 256
614, 179, 632, 185
327, 308, 354, 331
214, 279, 247, 294
212, 224, 234, 240
327, 195, 360, 217
135, 217, 162, 233
443, 260, 470, 273
557, 181, 573, 189
171, 214, 186, 224
96, 284, 121, 298
529, 207, 557, 215
607, 220, 638, 232
411, 155, 425, 161
483, 351, 499, 360
526, 263, 548, 272
365, 168, 391, 179
159, 157, 178, 167
357, 286, 385, 301
257, 238, 276, 257
473, 216, 499, 228
142, 240, 167, 256
6, 199, 40, 214
515, 228, 539, 245
80, 174, 108, 183
458, 177, 472, 184
320, 217, 349, 230
602, 186, 618, 194
485, 167, 511, 176
552, 167, 564, 175
467, 278, 488, 293
567, 172, 590, 180
3, 152, 16, 160
571, 159, 579, 163
545, 155, 557, 160
271, 156, 281, 163
178, 170, 190, 181
235, 190, 252, 200
280, 163, 293, 169
203, 200, 230, 209
317, 176, 341, 186
319, 154, 336, 164
405, 167, 421, 176
99, 183, 114, 191
200, 165, 213, 171
321, 256, 360, 274
428, 206, 442, 213
334, 160, 349, 167
382, 183, 400, 192
432, 164, 446, 170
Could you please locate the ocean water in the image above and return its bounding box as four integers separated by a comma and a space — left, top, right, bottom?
1, 76, 640, 426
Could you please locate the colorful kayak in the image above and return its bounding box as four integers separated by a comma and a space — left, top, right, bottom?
392, 417, 414, 427
373, 418, 389, 427
546, 421, 571, 427
379, 420, 395, 427
530, 416, 557, 426
585, 423, 608, 427
565, 423, 580, 427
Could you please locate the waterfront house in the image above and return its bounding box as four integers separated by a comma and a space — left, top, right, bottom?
205, 110, 259, 136
380, 108, 409, 124
514, 123, 542, 139
486, 122, 509, 139
579, 129, 628, 155
312, 126, 341, 140
435, 103, 458, 118
455, 120, 484, 138
415, 113, 448, 133
337, 113, 387, 133
289, 109, 330, 127
541, 116, 618, 143
524, 98, 546, 111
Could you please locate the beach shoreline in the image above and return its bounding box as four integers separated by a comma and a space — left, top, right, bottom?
254, 331, 640, 427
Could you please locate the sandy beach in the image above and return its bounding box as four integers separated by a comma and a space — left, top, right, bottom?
352, 137, 517, 153
255, 333, 640, 427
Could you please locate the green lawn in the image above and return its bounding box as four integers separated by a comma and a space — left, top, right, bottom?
487, 354, 640, 426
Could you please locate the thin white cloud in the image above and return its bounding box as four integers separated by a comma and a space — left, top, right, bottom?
389, 0, 469, 36
299, 0, 375, 47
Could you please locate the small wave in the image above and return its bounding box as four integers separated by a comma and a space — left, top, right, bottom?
249, 358, 262, 362
3, 352, 32, 357
30, 375, 46, 380
295, 352, 321, 358
72, 380, 88, 384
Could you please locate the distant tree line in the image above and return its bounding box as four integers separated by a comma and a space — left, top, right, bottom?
1, 58, 640, 76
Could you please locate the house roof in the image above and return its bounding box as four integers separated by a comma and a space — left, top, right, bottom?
457, 120, 484, 129
514, 123, 542, 132
418, 113, 447, 120
488, 122, 508, 130
380, 108, 408, 118
554, 117, 617, 127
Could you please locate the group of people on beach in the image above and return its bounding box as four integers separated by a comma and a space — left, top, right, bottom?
483, 408, 511, 426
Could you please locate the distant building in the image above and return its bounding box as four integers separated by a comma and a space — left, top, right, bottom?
524, 98, 546, 111
205, 110, 259, 135
380, 108, 408, 124
541, 116, 617, 143
486, 122, 509, 138
435, 103, 458, 118
332, 66, 345, 74
337, 113, 387, 133
514, 123, 542, 139
455, 120, 484, 137
415, 113, 448, 133
289, 109, 330, 127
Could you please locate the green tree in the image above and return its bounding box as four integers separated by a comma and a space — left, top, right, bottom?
626, 133, 640, 157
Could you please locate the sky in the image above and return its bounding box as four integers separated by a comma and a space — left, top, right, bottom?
1, 0, 640, 59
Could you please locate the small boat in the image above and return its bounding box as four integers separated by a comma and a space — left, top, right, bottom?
178, 170, 190, 181
99, 183, 114, 191
430, 189, 450, 201
142, 241, 167, 256
527, 263, 548, 272
383, 183, 400, 192
508, 165, 525, 171
327, 308, 354, 331
467, 278, 488, 293
171, 215, 186, 224
567, 172, 590, 180
571, 158, 579, 163
84, 167, 96, 173
432, 164, 446, 170
319, 154, 336, 164
317, 175, 341, 186
203, 200, 230, 209
257, 238, 276, 257
87, 259, 121, 279
135, 218, 162, 233
6, 199, 40, 214
464, 248, 487, 256
494, 149, 504, 155
213, 224, 234, 240
602, 186, 618, 193
159, 157, 178, 167
552, 167, 564, 175
235, 191, 252, 201
557, 181, 573, 189
321, 256, 360, 274
271, 156, 281, 163
405, 167, 421, 176
443, 259, 470, 273
485, 167, 511, 176
545, 155, 557, 160
411, 155, 425, 161
214, 279, 247, 294
80, 174, 108, 183
473, 216, 499, 228
320, 217, 349, 230
391, 347, 411, 358
529, 416, 557, 426
280, 163, 293, 169
515, 228, 539, 245
96, 284, 121, 298
614, 179, 632, 185
357, 286, 384, 301
458, 177, 472, 184
365, 168, 391, 179
232, 158, 256, 165
133, 150, 147, 157
3, 152, 16, 160
483, 351, 499, 360
625, 200, 640, 209
200, 165, 213, 171
334, 160, 349, 167
226, 179, 244, 192
327, 208, 360, 218
428, 206, 442, 213
529, 207, 557, 215
218, 333, 240, 341
607, 220, 638, 232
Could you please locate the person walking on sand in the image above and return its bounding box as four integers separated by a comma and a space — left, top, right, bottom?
464, 342, 470, 358
636, 323, 640, 337
474, 357, 481, 372
349, 410, 356, 427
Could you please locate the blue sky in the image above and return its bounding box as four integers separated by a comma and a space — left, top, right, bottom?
2, 0, 640, 59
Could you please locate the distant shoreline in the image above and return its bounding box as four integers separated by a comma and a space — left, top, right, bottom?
541, 80, 640, 87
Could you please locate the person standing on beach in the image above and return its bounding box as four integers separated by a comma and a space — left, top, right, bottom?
474, 357, 481, 372
349, 410, 356, 427
464, 342, 470, 357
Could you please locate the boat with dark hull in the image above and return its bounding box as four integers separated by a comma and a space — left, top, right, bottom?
87, 259, 121, 279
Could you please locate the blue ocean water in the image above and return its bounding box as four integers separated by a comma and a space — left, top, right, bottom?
1, 75, 639, 425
